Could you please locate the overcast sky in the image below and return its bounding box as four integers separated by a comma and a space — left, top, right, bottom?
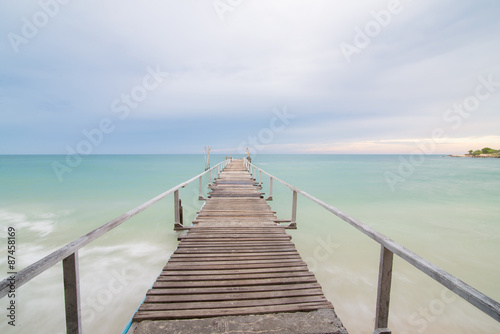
1, 0, 499, 154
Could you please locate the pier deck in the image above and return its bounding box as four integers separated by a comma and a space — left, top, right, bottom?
129, 159, 347, 333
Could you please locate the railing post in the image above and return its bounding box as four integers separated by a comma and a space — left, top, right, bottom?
259, 170, 262, 187
63, 252, 81, 334
374, 246, 394, 334
198, 175, 205, 200
266, 177, 273, 201
174, 189, 183, 230
288, 190, 297, 229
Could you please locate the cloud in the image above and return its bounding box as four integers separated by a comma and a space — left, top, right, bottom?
1, 0, 499, 154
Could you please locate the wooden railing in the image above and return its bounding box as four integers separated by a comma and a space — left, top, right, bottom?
0, 159, 231, 334
244, 159, 500, 334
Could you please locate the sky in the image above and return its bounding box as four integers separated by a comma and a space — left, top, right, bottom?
1, 0, 499, 155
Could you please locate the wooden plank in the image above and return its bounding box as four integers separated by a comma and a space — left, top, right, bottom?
166, 258, 303, 266
160, 266, 310, 276
174, 248, 297, 254
156, 271, 314, 281
145, 288, 325, 303
147, 283, 322, 295
164, 261, 307, 270
138, 295, 328, 311
171, 251, 299, 257
169, 255, 301, 261
153, 276, 318, 288
178, 234, 291, 240
133, 302, 333, 321
169, 256, 302, 262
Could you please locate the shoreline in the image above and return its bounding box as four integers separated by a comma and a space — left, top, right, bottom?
448, 154, 500, 158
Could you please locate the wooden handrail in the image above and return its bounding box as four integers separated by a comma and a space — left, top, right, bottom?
244, 160, 500, 332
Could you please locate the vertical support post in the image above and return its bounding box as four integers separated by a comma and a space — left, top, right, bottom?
198, 175, 205, 200
288, 190, 297, 229
374, 246, 394, 334
259, 170, 262, 186
179, 199, 183, 226
63, 252, 81, 334
173, 189, 182, 230
174, 190, 180, 224
266, 177, 273, 201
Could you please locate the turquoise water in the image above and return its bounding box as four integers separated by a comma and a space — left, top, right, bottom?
1, 154, 499, 333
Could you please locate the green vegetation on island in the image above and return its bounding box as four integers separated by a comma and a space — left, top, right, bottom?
467, 147, 500, 157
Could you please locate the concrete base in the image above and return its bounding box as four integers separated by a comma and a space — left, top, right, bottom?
130, 309, 348, 334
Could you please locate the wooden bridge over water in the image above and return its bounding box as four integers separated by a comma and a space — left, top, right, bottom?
129, 159, 347, 333
1, 157, 499, 334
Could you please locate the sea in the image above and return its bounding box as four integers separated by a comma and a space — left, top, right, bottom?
0, 154, 499, 334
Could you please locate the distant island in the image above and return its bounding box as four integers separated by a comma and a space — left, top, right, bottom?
449, 147, 500, 158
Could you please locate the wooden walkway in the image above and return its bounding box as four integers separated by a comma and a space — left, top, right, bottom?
130, 159, 345, 332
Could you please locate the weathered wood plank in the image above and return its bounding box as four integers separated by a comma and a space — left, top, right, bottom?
160, 266, 310, 276
153, 276, 319, 288
145, 288, 325, 303
138, 295, 328, 311
133, 302, 333, 321
147, 283, 322, 295
164, 261, 307, 271
157, 271, 314, 282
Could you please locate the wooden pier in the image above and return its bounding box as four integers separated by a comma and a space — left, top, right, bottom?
129, 159, 347, 333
